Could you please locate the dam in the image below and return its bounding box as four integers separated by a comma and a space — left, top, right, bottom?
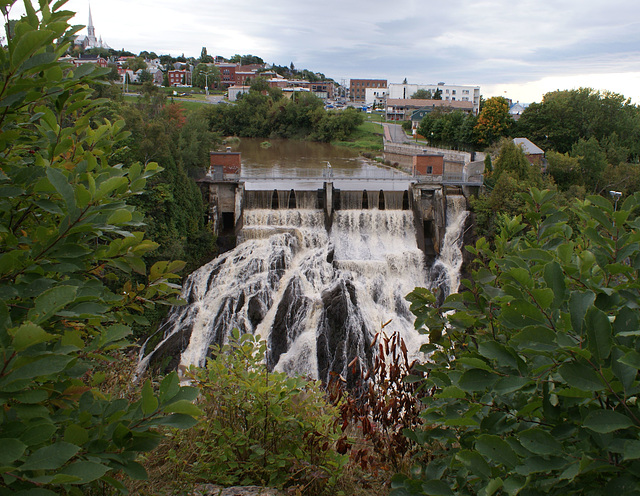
137, 150, 481, 383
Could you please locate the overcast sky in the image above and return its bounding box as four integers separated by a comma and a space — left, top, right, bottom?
10, 0, 640, 104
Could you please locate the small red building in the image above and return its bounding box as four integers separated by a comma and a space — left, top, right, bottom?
413, 154, 444, 176
210, 151, 241, 176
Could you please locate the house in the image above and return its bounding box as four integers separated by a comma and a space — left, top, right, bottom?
509, 102, 528, 121
513, 137, 545, 165
388, 82, 481, 115
167, 69, 192, 87
349, 79, 387, 102
386, 99, 473, 121
148, 67, 164, 86
72, 55, 108, 68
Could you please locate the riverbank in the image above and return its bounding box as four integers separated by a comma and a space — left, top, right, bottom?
331, 117, 385, 153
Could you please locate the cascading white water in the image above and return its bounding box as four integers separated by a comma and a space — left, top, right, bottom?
138, 207, 430, 385
430, 195, 469, 296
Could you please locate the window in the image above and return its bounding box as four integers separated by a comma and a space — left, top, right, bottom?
452, 90, 456, 95
427, 166, 433, 174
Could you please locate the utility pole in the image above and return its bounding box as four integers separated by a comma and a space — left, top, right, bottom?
205, 72, 209, 96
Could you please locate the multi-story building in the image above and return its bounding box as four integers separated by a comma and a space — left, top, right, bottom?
388, 82, 481, 115
349, 79, 387, 102
167, 69, 192, 87
217, 63, 237, 87
365, 87, 388, 107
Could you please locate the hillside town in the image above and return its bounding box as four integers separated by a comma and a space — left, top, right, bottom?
64, 7, 529, 127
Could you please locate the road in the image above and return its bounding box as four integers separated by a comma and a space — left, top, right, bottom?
382, 122, 411, 143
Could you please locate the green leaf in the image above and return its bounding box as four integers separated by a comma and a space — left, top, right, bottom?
623, 440, 640, 461
8, 354, 75, 382
0, 438, 27, 465
456, 449, 491, 479
569, 291, 595, 335
457, 369, 497, 392
122, 460, 148, 480
494, 376, 531, 394
12, 29, 55, 70
159, 372, 181, 403
59, 461, 110, 484
558, 362, 604, 391
154, 413, 199, 429
421, 480, 454, 495
141, 380, 158, 415
162, 399, 201, 416
107, 208, 133, 225
46, 167, 75, 213
501, 301, 547, 328
436, 386, 466, 399
475, 435, 517, 468
10, 322, 54, 351
19, 441, 80, 471
518, 428, 561, 455
458, 357, 493, 372
509, 326, 556, 351
543, 261, 566, 308
584, 410, 633, 433
64, 424, 89, 446
585, 307, 612, 360
27, 285, 77, 325
481, 478, 503, 496
620, 350, 640, 370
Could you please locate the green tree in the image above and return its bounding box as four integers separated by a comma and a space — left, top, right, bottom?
517, 88, 640, 160
395, 189, 640, 495
229, 54, 264, 65
0, 2, 199, 493
411, 89, 433, 99
138, 68, 153, 83
474, 96, 513, 146
432, 88, 442, 100
192, 63, 220, 89
546, 150, 581, 191
572, 137, 608, 192
124, 56, 146, 71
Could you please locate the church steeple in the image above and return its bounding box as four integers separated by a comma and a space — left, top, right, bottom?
87, 4, 95, 39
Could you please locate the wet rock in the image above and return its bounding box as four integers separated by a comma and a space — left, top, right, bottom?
268, 277, 311, 370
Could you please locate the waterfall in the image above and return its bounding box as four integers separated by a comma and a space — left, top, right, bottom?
138, 207, 429, 385
430, 195, 469, 297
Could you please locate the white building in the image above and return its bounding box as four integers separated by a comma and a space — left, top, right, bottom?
388, 82, 481, 115
365, 87, 389, 107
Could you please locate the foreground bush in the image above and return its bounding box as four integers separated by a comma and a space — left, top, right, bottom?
142, 332, 346, 494
394, 189, 640, 495
0, 2, 199, 493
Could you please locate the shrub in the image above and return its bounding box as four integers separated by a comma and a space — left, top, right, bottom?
156, 331, 347, 493
0, 2, 199, 493
393, 189, 640, 495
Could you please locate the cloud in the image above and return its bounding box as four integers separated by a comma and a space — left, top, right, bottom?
8, 0, 640, 102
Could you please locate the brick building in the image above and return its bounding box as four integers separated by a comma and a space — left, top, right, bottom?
349, 79, 386, 102
210, 151, 241, 176
413, 154, 444, 176
167, 69, 191, 86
